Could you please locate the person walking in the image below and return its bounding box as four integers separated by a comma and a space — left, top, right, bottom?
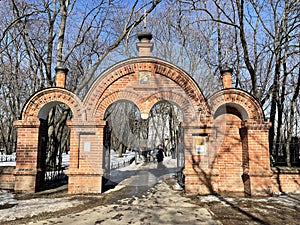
156, 145, 164, 169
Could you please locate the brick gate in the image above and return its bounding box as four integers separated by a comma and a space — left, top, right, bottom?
13, 33, 274, 196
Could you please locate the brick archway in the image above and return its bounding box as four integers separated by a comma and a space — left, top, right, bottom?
81, 58, 213, 195
207, 89, 265, 121
95, 90, 197, 121
12, 56, 275, 196
205, 89, 271, 196
208, 89, 265, 121
84, 58, 211, 123
21, 88, 85, 121
13, 88, 85, 193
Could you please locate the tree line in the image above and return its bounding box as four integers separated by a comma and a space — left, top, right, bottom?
0, 0, 299, 166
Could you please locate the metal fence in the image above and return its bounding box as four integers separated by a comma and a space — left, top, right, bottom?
110, 157, 135, 170
273, 138, 300, 167
0, 153, 16, 162
44, 167, 68, 182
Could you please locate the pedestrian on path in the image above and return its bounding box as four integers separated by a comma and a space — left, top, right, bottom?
156, 145, 164, 169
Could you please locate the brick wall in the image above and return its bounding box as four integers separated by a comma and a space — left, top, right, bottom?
271, 167, 300, 193
214, 114, 244, 193
0, 167, 15, 190
66, 121, 106, 194
13, 120, 40, 193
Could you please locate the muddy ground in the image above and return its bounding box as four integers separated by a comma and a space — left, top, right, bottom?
1, 158, 299, 225
2, 178, 299, 225
193, 192, 300, 225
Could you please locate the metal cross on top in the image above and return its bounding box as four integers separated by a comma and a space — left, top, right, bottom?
143, 9, 147, 30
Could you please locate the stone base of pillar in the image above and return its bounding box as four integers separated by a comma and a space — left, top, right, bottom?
14, 169, 37, 193
67, 172, 103, 194
249, 174, 272, 196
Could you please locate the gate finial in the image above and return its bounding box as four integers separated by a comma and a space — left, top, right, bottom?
220, 65, 233, 89
55, 67, 69, 88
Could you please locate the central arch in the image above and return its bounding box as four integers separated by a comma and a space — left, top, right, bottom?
80, 57, 211, 193
84, 58, 211, 123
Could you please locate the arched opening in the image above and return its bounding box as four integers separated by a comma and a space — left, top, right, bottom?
36, 102, 72, 191
212, 103, 247, 194
213, 103, 249, 120
148, 100, 185, 187
101, 99, 185, 192
102, 100, 141, 190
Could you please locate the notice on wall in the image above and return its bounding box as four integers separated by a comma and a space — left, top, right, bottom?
193, 136, 206, 155
84, 142, 91, 152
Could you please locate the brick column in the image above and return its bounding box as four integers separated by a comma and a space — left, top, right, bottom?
67, 120, 105, 194
243, 120, 272, 196
55, 67, 68, 88
220, 66, 233, 89
13, 119, 41, 193
136, 32, 153, 56
183, 122, 214, 195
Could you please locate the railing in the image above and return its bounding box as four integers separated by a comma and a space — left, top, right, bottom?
111, 157, 135, 170
0, 153, 16, 162
273, 139, 300, 167
44, 167, 68, 182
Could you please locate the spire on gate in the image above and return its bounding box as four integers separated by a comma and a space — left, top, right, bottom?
55, 67, 69, 88
220, 65, 233, 89
136, 10, 153, 57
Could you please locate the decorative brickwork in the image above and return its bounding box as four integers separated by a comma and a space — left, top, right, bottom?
21, 88, 85, 121
9, 56, 299, 196
208, 89, 265, 120
84, 58, 210, 123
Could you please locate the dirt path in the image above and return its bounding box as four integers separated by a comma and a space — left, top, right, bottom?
27, 179, 221, 225
1, 158, 299, 225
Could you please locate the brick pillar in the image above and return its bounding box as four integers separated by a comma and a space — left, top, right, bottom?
220, 66, 233, 89
66, 120, 105, 194
243, 120, 272, 196
183, 122, 214, 195
240, 127, 251, 197
13, 119, 41, 193
55, 67, 69, 88
136, 32, 153, 56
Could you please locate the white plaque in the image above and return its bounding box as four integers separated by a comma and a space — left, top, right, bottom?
84, 142, 91, 152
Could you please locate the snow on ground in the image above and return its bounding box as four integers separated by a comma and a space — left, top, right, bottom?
1, 151, 298, 224
0, 151, 180, 222
0, 195, 88, 222
0, 161, 16, 166
107, 150, 180, 185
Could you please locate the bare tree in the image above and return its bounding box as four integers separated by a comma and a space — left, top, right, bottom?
0, 0, 162, 161
177, 0, 300, 166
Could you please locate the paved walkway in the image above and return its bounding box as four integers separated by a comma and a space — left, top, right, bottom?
30, 182, 221, 225
29, 159, 222, 225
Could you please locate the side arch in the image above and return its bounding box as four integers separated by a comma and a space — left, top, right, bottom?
21, 88, 85, 121
207, 89, 265, 121
14, 88, 85, 193
207, 88, 271, 196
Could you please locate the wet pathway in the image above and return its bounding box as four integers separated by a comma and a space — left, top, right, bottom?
28, 158, 221, 225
